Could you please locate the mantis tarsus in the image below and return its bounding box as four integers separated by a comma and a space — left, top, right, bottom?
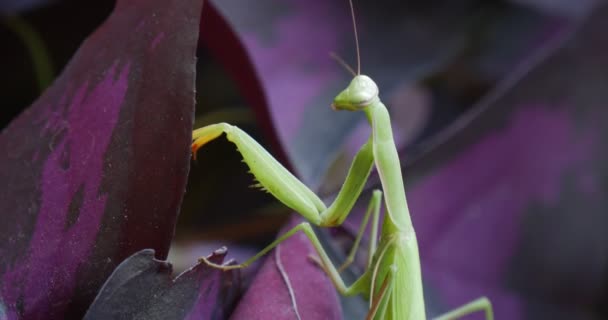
193, 1, 494, 319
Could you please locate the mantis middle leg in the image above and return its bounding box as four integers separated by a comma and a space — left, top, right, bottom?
201, 191, 384, 295
200, 221, 371, 297
338, 189, 382, 272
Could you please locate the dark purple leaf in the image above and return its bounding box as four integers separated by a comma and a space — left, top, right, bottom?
84, 249, 239, 320
0, 0, 203, 318
230, 218, 342, 320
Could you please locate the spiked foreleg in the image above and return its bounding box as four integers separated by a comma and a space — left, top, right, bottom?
192, 123, 375, 227
193, 123, 326, 224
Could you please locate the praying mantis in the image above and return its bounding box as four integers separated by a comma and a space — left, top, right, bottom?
193, 1, 494, 319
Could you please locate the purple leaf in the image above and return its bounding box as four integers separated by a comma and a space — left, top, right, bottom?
230, 218, 342, 320
83, 249, 239, 320
0, 0, 203, 318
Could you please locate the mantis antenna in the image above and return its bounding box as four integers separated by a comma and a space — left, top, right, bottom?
329, 51, 356, 77
349, 0, 361, 75
328, 0, 361, 77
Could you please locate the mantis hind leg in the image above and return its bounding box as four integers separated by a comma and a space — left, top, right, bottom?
192, 123, 376, 227
433, 297, 494, 320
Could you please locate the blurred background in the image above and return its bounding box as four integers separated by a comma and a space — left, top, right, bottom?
2, 0, 607, 319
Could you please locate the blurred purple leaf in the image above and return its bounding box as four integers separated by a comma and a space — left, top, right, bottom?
230, 218, 342, 320
394, 4, 608, 319
0, 0, 203, 318
84, 249, 239, 320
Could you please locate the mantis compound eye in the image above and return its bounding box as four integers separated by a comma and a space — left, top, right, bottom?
331, 75, 379, 111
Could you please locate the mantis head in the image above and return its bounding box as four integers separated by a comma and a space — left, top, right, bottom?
331, 75, 379, 111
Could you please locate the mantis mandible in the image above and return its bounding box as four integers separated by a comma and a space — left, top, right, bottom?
192, 1, 494, 319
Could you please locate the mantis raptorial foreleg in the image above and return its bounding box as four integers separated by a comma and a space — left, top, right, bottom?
192, 123, 374, 227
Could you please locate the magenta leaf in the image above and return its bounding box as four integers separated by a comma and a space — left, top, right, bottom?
0, 0, 203, 318
230, 218, 342, 320
83, 249, 239, 320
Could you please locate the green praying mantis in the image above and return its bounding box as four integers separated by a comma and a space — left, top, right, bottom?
192, 1, 494, 319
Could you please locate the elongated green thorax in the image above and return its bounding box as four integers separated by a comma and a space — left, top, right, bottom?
332, 75, 413, 232
365, 100, 413, 232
